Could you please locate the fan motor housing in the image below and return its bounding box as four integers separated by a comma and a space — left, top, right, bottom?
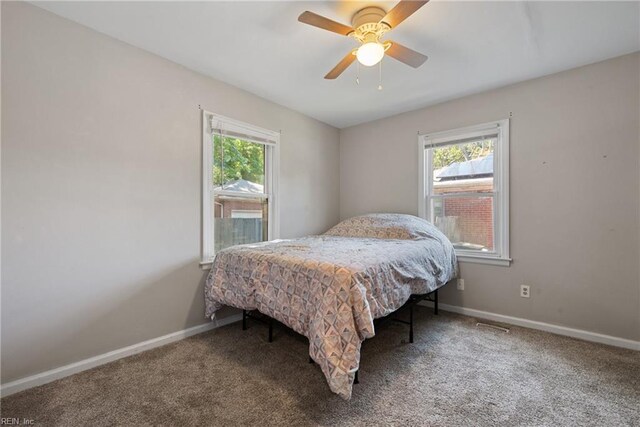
351, 7, 390, 42
352, 6, 385, 28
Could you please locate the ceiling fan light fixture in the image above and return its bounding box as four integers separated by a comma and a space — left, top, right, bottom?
298, 1, 429, 79
356, 42, 385, 67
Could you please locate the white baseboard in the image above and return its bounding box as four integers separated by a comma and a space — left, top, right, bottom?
3, 306, 637, 399
0, 314, 243, 398
419, 301, 640, 351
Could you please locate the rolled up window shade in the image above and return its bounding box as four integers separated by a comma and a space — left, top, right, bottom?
210, 116, 278, 146
426, 132, 498, 149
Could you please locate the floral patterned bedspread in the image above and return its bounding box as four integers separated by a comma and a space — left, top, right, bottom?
205, 214, 457, 399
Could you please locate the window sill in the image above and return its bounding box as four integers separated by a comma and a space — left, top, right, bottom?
456, 255, 512, 267
200, 261, 213, 270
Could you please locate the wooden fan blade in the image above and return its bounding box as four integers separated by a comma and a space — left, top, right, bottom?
380, 1, 429, 28
386, 41, 428, 68
298, 11, 354, 36
324, 51, 356, 79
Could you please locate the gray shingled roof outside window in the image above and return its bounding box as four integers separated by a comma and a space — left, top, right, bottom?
436, 153, 493, 181
215, 179, 264, 193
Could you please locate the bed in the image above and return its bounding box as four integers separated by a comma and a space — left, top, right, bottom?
205, 213, 458, 399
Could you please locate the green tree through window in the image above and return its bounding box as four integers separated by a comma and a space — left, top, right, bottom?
213, 135, 265, 186
433, 139, 495, 169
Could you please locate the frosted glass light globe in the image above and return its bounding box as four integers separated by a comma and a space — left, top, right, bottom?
356, 42, 384, 67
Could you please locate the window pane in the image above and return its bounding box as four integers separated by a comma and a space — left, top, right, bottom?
432, 196, 494, 252
213, 194, 268, 253
213, 135, 266, 193
432, 138, 495, 195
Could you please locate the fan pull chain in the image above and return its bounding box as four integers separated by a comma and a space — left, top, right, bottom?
378, 59, 383, 91
356, 60, 360, 85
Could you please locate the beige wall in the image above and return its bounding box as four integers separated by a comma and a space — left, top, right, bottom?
340, 53, 640, 342
1, 2, 339, 383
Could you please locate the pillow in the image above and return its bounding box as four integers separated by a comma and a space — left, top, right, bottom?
324, 213, 438, 240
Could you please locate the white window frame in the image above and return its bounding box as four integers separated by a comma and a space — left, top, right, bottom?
418, 119, 510, 266
200, 110, 280, 266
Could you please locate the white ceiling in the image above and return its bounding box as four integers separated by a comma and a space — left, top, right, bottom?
33, 1, 640, 128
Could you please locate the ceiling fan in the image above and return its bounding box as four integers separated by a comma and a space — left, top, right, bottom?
298, 1, 429, 80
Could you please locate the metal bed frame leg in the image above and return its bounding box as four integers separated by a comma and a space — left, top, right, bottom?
242, 310, 247, 330
434, 289, 439, 315
354, 370, 359, 384
409, 304, 414, 344
268, 318, 273, 343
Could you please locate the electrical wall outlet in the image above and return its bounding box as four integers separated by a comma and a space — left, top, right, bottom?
520, 285, 530, 298
457, 279, 465, 290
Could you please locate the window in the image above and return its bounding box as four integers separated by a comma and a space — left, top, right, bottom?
418, 120, 510, 266
201, 111, 279, 264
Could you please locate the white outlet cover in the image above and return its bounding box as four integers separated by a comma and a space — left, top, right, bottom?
457, 279, 465, 290
520, 285, 530, 298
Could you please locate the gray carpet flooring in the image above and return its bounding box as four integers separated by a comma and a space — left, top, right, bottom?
2, 307, 639, 426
